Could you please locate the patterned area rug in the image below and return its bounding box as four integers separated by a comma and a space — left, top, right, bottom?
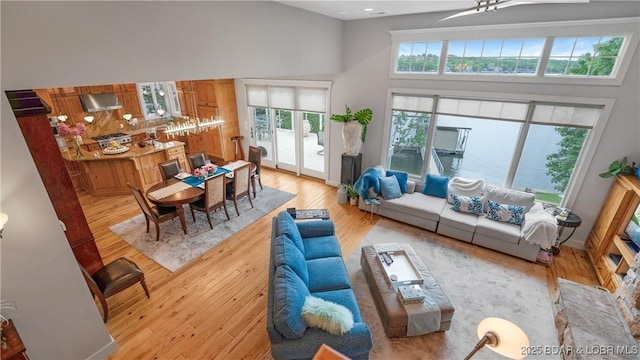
344, 218, 558, 359
110, 186, 295, 272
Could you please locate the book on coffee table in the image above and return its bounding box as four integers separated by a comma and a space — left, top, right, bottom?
397, 284, 425, 304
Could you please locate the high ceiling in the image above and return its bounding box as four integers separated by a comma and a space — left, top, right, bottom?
274, 0, 591, 21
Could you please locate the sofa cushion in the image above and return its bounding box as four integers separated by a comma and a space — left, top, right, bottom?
451, 194, 483, 215
447, 177, 485, 204
302, 295, 354, 335
475, 216, 522, 245
380, 176, 402, 200
302, 235, 342, 260
311, 288, 364, 323
422, 174, 449, 198
439, 206, 479, 233
276, 211, 305, 254
306, 257, 351, 293
273, 265, 310, 339
386, 170, 408, 193
483, 185, 535, 214
274, 235, 309, 287
383, 193, 446, 222
486, 200, 525, 225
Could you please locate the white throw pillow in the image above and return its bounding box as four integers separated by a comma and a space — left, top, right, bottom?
301, 295, 354, 335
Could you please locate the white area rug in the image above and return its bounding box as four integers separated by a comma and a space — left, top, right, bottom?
110, 186, 295, 272
345, 218, 558, 359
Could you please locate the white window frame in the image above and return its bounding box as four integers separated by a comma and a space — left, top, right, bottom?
389, 17, 639, 86
137, 81, 181, 120
381, 88, 615, 209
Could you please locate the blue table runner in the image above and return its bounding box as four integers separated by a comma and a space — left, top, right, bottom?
180, 167, 232, 188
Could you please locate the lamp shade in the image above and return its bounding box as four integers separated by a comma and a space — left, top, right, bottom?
0, 212, 7, 230
477, 317, 529, 359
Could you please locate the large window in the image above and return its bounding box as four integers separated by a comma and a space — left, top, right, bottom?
390, 17, 638, 85
137, 81, 181, 120
386, 94, 600, 205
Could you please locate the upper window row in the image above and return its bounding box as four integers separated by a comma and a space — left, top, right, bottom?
396, 36, 625, 77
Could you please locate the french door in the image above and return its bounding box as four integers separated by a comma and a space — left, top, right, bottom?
250, 107, 325, 178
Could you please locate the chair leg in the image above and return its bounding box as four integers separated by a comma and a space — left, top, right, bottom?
145, 216, 150, 234
258, 176, 263, 190
205, 211, 213, 229
140, 278, 150, 298
233, 198, 240, 216
248, 193, 254, 209
222, 203, 230, 220
191, 207, 196, 222
251, 178, 257, 198
155, 222, 160, 241
98, 295, 109, 323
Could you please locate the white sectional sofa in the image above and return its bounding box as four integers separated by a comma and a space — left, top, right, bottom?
357, 166, 557, 262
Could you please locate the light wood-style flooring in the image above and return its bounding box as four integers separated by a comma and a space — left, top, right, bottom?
77, 167, 599, 359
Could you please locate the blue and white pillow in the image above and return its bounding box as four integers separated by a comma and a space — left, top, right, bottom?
451, 194, 483, 215
486, 200, 525, 225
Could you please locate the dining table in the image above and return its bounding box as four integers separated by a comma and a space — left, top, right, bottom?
145, 160, 254, 234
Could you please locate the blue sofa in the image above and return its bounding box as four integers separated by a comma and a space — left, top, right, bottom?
267, 211, 373, 360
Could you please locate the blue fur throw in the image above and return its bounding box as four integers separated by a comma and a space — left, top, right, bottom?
354, 167, 384, 200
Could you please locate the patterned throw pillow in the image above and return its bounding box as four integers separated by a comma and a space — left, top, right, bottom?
451, 194, 483, 215
486, 200, 525, 225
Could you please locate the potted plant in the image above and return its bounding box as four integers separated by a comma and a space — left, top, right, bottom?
346, 183, 359, 206
330, 106, 373, 156
599, 157, 638, 178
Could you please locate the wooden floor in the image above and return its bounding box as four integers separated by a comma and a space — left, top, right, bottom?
78, 167, 599, 359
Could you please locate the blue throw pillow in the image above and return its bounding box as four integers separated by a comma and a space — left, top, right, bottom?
422, 174, 449, 198
486, 200, 525, 225
386, 170, 408, 193
273, 265, 310, 339
379, 176, 402, 200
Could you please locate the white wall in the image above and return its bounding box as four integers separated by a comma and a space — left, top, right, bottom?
332, 2, 640, 249
0, 1, 343, 359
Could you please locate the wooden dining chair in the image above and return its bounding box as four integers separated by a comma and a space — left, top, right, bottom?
226, 163, 254, 216
248, 146, 263, 198
158, 159, 181, 180
187, 152, 206, 172
189, 173, 229, 228
79, 257, 150, 322
128, 183, 178, 241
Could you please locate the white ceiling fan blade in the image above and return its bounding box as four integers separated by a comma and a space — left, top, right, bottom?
435, 0, 522, 23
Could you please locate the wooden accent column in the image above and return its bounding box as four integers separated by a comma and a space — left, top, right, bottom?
5, 90, 104, 274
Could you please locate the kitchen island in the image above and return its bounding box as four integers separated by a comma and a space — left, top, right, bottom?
62, 141, 188, 196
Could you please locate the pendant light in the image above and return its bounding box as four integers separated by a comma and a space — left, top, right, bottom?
54, 93, 68, 122
83, 114, 94, 123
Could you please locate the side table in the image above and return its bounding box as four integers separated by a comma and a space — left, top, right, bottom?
363, 198, 380, 220
552, 212, 582, 255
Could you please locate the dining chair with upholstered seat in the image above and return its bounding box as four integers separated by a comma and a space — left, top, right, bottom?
187, 152, 207, 172
248, 146, 263, 198
158, 159, 181, 180
128, 183, 178, 241
189, 173, 229, 228
79, 257, 150, 322
226, 163, 254, 216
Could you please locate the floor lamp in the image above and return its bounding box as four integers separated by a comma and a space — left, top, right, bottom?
464, 317, 529, 360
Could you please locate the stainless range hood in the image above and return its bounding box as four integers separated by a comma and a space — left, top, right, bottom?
80, 93, 122, 112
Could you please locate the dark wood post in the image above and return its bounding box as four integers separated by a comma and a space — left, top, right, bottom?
5, 90, 104, 274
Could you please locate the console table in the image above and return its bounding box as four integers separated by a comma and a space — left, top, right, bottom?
553, 278, 637, 359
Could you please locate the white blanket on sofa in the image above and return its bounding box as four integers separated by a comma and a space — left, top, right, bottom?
523, 205, 558, 249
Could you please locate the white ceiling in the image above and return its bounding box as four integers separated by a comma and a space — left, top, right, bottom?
274, 0, 592, 21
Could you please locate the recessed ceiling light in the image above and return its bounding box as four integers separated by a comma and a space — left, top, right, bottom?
363, 8, 374, 12
336, 10, 348, 15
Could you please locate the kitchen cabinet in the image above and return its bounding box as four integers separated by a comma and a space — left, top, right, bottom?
214, 79, 240, 160
77, 85, 114, 95
177, 87, 196, 118
587, 175, 640, 291
187, 133, 204, 154
114, 83, 143, 119
203, 127, 224, 161
194, 80, 217, 106
60, 94, 86, 126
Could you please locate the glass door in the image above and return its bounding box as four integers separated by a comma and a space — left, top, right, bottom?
274, 109, 297, 172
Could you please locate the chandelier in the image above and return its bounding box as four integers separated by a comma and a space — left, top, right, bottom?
164, 116, 224, 138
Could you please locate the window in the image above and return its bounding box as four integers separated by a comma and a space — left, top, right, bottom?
396, 42, 442, 73
137, 81, 181, 120
445, 39, 544, 75
386, 93, 601, 205
545, 36, 624, 76
389, 17, 639, 85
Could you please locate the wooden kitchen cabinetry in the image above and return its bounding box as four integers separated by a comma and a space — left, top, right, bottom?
175, 81, 196, 118
194, 80, 217, 107
587, 175, 640, 291
77, 84, 114, 95
114, 83, 143, 119
166, 145, 189, 172
214, 79, 240, 160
